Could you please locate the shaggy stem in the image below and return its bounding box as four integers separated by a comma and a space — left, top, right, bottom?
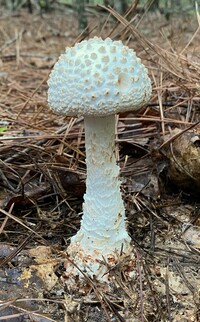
71, 115, 131, 255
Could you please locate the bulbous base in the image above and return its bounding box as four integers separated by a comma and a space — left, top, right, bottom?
63, 242, 136, 293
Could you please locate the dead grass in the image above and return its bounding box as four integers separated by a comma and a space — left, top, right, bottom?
0, 3, 200, 322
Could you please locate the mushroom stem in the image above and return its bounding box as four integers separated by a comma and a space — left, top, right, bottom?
71, 115, 131, 256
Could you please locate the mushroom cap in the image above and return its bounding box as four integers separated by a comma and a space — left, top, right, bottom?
48, 37, 151, 116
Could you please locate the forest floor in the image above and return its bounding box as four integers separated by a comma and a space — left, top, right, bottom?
0, 4, 200, 322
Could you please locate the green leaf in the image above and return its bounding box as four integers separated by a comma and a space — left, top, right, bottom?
0, 126, 8, 133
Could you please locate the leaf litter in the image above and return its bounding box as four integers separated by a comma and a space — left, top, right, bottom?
0, 3, 200, 322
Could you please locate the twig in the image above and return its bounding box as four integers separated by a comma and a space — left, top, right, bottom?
0, 29, 26, 52
4, 118, 83, 163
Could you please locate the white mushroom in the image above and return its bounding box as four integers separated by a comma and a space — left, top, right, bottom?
48, 37, 151, 282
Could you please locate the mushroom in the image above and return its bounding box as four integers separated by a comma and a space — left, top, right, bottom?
48, 37, 151, 282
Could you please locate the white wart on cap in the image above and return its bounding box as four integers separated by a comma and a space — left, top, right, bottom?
48, 37, 151, 116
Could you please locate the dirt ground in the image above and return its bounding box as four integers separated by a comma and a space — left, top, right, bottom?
0, 4, 200, 322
